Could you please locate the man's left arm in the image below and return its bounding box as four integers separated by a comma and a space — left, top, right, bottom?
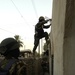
43, 19, 52, 29
43, 24, 51, 29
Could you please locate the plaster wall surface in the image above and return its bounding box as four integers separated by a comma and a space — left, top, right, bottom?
63, 0, 75, 75
51, 0, 66, 75
51, 0, 75, 75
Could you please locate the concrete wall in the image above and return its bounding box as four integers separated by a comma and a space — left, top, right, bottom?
63, 0, 75, 75
51, 0, 75, 75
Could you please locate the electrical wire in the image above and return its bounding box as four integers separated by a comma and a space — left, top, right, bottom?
31, 0, 38, 19
0, 0, 35, 36
0, 27, 16, 35
11, 0, 30, 26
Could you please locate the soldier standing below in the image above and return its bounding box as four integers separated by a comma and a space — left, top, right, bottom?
33, 16, 52, 55
0, 37, 27, 75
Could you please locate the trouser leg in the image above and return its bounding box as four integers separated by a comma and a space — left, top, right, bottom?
44, 32, 49, 43
33, 37, 39, 53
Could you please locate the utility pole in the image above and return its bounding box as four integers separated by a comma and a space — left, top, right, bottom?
38, 40, 40, 57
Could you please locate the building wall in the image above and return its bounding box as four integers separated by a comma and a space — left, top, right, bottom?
63, 0, 75, 75
51, 0, 75, 75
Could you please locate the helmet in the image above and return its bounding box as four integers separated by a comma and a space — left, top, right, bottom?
0, 38, 20, 55
39, 16, 45, 22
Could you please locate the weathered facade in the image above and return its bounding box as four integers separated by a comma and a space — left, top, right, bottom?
51, 0, 75, 75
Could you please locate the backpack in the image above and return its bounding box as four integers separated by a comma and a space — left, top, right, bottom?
0, 59, 17, 75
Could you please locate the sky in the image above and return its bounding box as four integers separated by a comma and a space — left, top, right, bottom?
0, 0, 53, 51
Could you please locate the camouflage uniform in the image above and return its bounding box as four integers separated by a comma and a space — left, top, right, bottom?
0, 58, 28, 75
33, 16, 51, 54
0, 38, 28, 75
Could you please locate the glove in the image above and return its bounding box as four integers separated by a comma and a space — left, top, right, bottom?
46, 19, 52, 22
